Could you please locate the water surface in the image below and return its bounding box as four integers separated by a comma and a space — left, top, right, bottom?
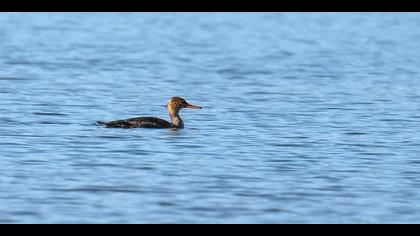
1, 13, 420, 223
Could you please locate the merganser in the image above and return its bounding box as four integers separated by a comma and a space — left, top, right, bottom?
97, 97, 202, 129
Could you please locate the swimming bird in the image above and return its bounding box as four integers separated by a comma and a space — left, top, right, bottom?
97, 97, 202, 129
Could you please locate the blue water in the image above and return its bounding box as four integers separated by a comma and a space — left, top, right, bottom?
1, 13, 420, 223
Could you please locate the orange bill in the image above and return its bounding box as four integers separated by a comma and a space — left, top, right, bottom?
186, 104, 202, 109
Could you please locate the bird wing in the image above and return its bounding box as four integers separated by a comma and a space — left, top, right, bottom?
102, 117, 171, 128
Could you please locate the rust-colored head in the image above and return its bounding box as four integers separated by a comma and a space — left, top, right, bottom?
166, 97, 202, 115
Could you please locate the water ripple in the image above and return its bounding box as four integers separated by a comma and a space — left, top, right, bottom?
1, 12, 420, 224
32, 112, 68, 116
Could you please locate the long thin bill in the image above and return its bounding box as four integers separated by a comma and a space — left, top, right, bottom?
186, 104, 202, 109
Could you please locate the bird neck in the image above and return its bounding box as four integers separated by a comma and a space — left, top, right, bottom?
168, 107, 184, 128
170, 114, 184, 128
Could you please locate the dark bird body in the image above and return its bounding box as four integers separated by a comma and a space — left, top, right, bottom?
97, 97, 202, 129
97, 117, 172, 129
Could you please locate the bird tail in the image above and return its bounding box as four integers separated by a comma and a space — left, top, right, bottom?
96, 120, 108, 126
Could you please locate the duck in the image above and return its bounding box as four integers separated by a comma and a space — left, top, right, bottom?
97, 97, 202, 129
